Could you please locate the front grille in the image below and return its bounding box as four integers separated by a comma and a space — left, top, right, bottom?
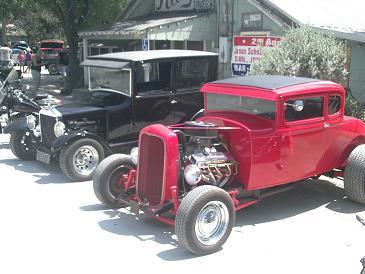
40, 113, 57, 147
137, 134, 165, 207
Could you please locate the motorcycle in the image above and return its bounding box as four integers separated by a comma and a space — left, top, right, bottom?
0, 68, 61, 134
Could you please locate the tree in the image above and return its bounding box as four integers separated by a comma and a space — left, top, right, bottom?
0, 0, 21, 44
23, 0, 128, 93
250, 25, 348, 85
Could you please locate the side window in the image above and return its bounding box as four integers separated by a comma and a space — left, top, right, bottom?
135, 61, 171, 93
328, 95, 341, 115
175, 59, 209, 90
285, 97, 324, 122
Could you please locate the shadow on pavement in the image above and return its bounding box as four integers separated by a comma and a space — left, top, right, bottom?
0, 157, 73, 184
98, 208, 179, 248
86, 177, 365, 261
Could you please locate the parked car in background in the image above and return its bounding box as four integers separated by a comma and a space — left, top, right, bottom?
93, 75, 365, 255
9, 49, 218, 181
40, 40, 64, 74
11, 41, 28, 50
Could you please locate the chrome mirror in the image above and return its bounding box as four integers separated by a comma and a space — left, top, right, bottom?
285, 100, 304, 112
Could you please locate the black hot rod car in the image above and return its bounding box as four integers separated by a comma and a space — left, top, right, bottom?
9, 50, 218, 181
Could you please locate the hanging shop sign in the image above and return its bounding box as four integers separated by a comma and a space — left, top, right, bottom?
231, 36, 282, 76
155, 0, 214, 12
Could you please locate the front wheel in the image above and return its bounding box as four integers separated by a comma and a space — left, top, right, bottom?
93, 154, 136, 208
344, 145, 365, 204
9, 129, 36, 160
175, 185, 235, 255
59, 138, 104, 181
47, 63, 59, 75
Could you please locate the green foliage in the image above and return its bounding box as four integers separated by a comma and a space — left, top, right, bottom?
250, 25, 348, 84
345, 97, 365, 121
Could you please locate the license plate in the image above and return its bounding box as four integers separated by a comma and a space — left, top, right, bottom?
36, 150, 51, 164
130, 201, 140, 215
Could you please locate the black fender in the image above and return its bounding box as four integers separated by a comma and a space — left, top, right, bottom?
3, 117, 28, 134
51, 132, 113, 155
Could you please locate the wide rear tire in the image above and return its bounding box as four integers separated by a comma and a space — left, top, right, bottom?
175, 185, 235, 255
93, 154, 136, 208
344, 145, 365, 204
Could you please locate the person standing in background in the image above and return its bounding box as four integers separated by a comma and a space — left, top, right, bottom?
17, 50, 25, 72
24, 49, 32, 73
30, 45, 42, 97
0, 42, 13, 68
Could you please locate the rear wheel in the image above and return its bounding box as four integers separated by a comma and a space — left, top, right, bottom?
47, 63, 59, 75
175, 185, 235, 255
93, 154, 136, 208
344, 145, 365, 204
59, 138, 104, 181
9, 129, 36, 160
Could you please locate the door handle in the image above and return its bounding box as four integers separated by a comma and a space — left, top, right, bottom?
323, 123, 330, 128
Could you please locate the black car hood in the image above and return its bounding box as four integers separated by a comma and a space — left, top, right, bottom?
55, 100, 106, 119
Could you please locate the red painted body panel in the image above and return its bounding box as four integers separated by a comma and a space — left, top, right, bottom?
136, 124, 179, 207
198, 80, 365, 190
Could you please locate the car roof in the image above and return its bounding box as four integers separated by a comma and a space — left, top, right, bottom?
201, 75, 344, 100
88, 49, 218, 62
40, 40, 64, 44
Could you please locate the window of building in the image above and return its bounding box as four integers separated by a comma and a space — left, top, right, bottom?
187, 41, 203, 51
174, 41, 184, 49
328, 95, 341, 115
241, 12, 263, 30
285, 97, 324, 122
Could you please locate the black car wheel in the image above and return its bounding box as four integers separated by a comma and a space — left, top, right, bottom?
9, 129, 36, 160
59, 138, 104, 181
47, 63, 59, 75
175, 185, 235, 255
344, 145, 365, 204
93, 154, 136, 208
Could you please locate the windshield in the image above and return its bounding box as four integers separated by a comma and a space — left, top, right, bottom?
40, 42, 63, 48
89, 67, 131, 97
206, 93, 276, 120
0, 69, 19, 104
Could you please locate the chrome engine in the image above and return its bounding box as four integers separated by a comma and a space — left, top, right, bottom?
182, 135, 237, 188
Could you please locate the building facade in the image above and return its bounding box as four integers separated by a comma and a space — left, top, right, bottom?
79, 0, 365, 99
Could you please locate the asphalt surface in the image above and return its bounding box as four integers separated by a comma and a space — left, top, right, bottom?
0, 71, 364, 274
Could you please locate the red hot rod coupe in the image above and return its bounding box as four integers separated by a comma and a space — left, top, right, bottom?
93, 75, 365, 255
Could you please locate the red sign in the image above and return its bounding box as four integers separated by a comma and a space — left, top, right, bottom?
231, 36, 282, 75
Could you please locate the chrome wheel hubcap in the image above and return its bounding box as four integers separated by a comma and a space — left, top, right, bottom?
195, 201, 229, 246
73, 145, 99, 175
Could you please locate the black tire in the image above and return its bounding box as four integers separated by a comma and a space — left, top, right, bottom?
48, 63, 59, 75
9, 129, 36, 160
59, 138, 104, 181
93, 154, 136, 208
175, 185, 235, 255
344, 145, 365, 204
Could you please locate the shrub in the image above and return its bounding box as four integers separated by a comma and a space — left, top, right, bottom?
250, 25, 348, 85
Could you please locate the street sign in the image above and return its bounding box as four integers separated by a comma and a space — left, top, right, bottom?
231, 36, 282, 76
142, 38, 149, 51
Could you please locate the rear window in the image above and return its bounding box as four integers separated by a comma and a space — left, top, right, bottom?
40, 42, 63, 49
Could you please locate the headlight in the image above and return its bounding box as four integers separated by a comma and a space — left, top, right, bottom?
184, 164, 202, 185
130, 147, 138, 165
54, 121, 65, 137
26, 115, 37, 130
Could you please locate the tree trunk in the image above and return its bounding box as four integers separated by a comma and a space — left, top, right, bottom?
61, 0, 81, 95
2, 17, 7, 44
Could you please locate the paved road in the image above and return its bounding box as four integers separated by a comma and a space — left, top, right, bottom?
0, 132, 364, 274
